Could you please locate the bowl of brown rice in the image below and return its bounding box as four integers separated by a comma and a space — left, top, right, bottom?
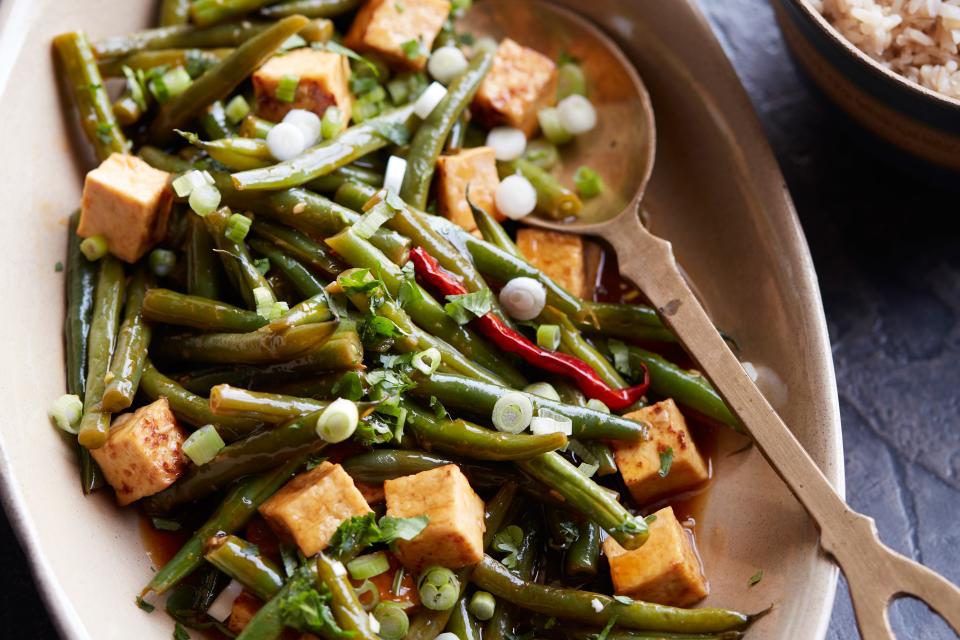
772, 0, 960, 171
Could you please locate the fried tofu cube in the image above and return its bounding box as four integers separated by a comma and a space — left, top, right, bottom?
603, 506, 708, 607
436, 146, 504, 232
517, 228, 587, 298
384, 464, 485, 570
89, 398, 187, 506
473, 39, 557, 136
344, 0, 451, 70
253, 48, 352, 123
227, 591, 262, 635
259, 462, 372, 557
612, 400, 710, 506
78, 153, 172, 263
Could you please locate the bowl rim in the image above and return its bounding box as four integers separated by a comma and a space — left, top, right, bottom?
783, 0, 960, 109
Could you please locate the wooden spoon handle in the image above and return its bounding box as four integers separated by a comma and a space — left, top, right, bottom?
599, 211, 960, 639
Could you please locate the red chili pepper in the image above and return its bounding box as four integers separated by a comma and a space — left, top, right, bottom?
409, 247, 649, 410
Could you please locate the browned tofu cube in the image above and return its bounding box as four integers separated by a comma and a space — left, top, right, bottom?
253, 48, 352, 123
612, 400, 710, 506
78, 153, 172, 263
344, 0, 450, 70
227, 591, 262, 635
259, 462, 372, 556
384, 464, 485, 570
436, 146, 504, 232
89, 398, 187, 506
603, 506, 708, 607
517, 228, 587, 298
473, 39, 557, 136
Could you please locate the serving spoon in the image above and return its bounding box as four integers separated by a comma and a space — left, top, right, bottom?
462, 2, 960, 638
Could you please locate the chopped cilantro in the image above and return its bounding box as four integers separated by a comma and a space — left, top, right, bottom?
658, 447, 674, 478
444, 289, 494, 325
172, 623, 190, 640
492, 525, 524, 569
748, 569, 764, 587
54, 261, 64, 272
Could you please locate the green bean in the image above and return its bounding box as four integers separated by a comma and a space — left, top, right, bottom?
77, 257, 125, 449
327, 231, 525, 388
565, 521, 601, 578
143, 409, 327, 513
153, 321, 341, 365
201, 101, 233, 141
53, 31, 128, 162
333, 181, 371, 212
407, 483, 517, 640
143, 288, 266, 332
209, 384, 328, 422
563, 630, 746, 640
148, 16, 310, 145
234, 576, 292, 640
337, 271, 505, 387
424, 215, 584, 316
187, 215, 223, 299
65, 213, 103, 493
575, 301, 673, 342
306, 165, 385, 193
252, 219, 345, 277
205, 208, 275, 309
159, 0, 192, 26
445, 597, 482, 640
340, 450, 521, 491
176, 365, 330, 396
539, 306, 626, 389
239, 114, 276, 139
485, 515, 539, 640
232, 105, 417, 191
317, 552, 380, 640
471, 200, 518, 256
248, 239, 326, 298
404, 402, 567, 461
517, 452, 647, 549
181, 131, 272, 171
498, 158, 582, 219
585, 440, 618, 477
261, 0, 360, 18
98, 48, 233, 77
204, 534, 285, 601
400, 51, 494, 209
545, 506, 578, 550
445, 113, 469, 154
617, 344, 740, 431
140, 363, 263, 441
101, 270, 151, 412
409, 372, 647, 441
143, 457, 303, 595
269, 293, 333, 331
192, 0, 281, 27
472, 556, 751, 633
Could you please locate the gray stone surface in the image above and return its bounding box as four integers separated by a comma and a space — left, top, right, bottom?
0, 1, 958, 638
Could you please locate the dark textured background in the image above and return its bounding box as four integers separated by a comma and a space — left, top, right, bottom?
2, 0, 959, 637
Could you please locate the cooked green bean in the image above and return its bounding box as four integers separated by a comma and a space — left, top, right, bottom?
260, 0, 360, 18
102, 270, 151, 412
94, 18, 330, 58
269, 293, 333, 330
616, 343, 740, 431
204, 534, 285, 601
471, 556, 751, 633
409, 372, 647, 441
327, 231, 526, 388
192, 0, 281, 27
565, 521, 601, 578
54, 31, 128, 162
232, 105, 417, 191
201, 101, 233, 141
142, 288, 267, 332
77, 256, 125, 449
564, 630, 745, 640
140, 363, 263, 441
485, 510, 540, 640
445, 597, 482, 640
209, 384, 328, 422
205, 208, 275, 309
65, 213, 103, 493
400, 51, 494, 209
239, 114, 275, 139
248, 239, 326, 298
499, 158, 582, 219
539, 306, 626, 389
143, 409, 327, 513
317, 552, 380, 640
98, 48, 233, 77
471, 200, 518, 255
144, 456, 303, 595
518, 452, 648, 549
306, 165, 385, 193
575, 301, 674, 342
252, 219, 345, 277
158, 0, 191, 26
445, 113, 469, 154
149, 16, 310, 145
152, 321, 341, 365
341, 450, 521, 491
181, 132, 272, 171
187, 215, 223, 300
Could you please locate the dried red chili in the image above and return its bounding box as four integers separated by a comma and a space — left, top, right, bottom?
409, 247, 649, 410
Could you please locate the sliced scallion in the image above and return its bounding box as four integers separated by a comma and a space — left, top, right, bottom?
79, 235, 109, 261
468, 591, 496, 621
276, 73, 300, 103
321, 106, 343, 139
182, 424, 225, 466
586, 398, 610, 414
537, 107, 573, 145
411, 347, 442, 375
373, 602, 409, 640
523, 382, 561, 402
188, 183, 221, 217
225, 95, 251, 124
49, 393, 83, 434
491, 392, 533, 434
536, 324, 561, 350
316, 398, 359, 443
224, 213, 252, 243
347, 551, 391, 580
417, 566, 459, 611
574, 166, 604, 199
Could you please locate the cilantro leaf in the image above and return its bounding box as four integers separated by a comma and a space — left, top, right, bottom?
279, 570, 352, 638
658, 447, 674, 478
379, 515, 429, 543
492, 525, 524, 569
173, 623, 190, 640
315, 41, 380, 77
338, 269, 382, 294
327, 513, 429, 560
401, 38, 427, 60
607, 339, 632, 378
135, 595, 156, 613
429, 395, 448, 419
366, 120, 411, 146
354, 413, 394, 447
748, 569, 764, 587
444, 289, 494, 325
332, 371, 365, 401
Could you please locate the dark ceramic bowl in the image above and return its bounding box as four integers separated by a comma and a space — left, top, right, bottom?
773, 0, 960, 172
